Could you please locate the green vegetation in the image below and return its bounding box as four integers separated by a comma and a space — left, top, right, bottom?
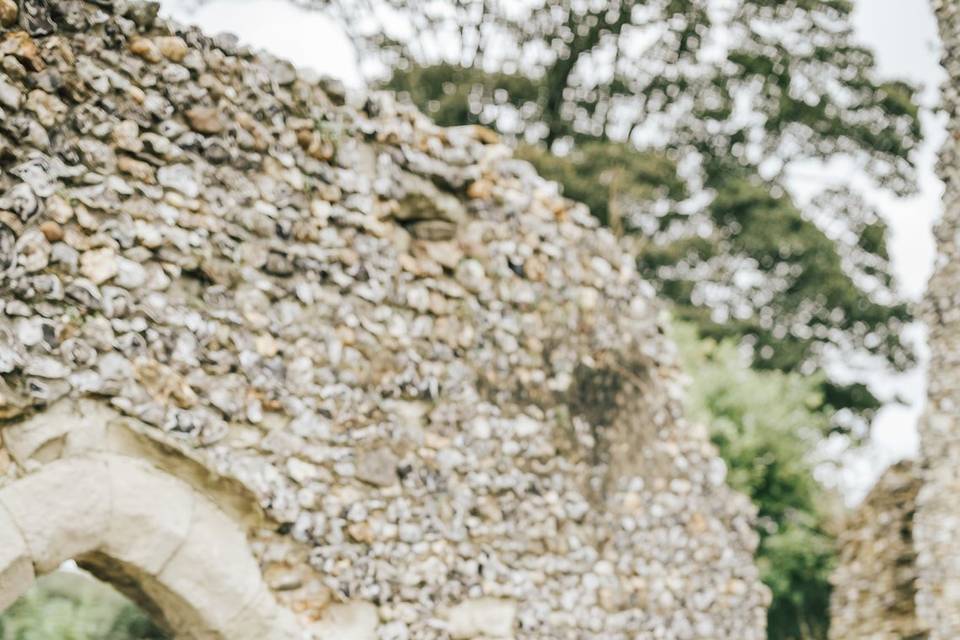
675, 322, 839, 639
0, 571, 168, 640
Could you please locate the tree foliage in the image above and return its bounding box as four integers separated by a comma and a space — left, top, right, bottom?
675, 322, 838, 640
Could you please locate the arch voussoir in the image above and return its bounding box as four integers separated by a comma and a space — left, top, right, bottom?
222, 582, 303, 640
150, 483, 271, 634
0, 502, 33, 612
0, 453, 304, 639
0, 456, 111, 573
102, 455, 194, 575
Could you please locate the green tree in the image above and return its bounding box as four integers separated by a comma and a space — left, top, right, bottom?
674, 322, 839, 639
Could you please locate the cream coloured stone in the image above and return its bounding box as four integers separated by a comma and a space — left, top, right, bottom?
79, 247, 118, 284
221, 583, 302, 640
102, 457, 194, 575
312, 601, 379, 640
62, 403, 111, 455
99, 418, 264, 529
55, 398, 125, 456
0, 451, 302, 638
445, 598, 517, 639
0, 504, 34, 612
1, 399, 77, 465
154, 496, 263, 632
0, 457, 110, 572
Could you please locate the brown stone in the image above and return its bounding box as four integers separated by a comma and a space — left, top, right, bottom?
467, 179, 493, 200
117, 155, 157, 183
347, 522, 374, 544
467, 124, 500, 144
156, 36, 189, 62
129, 36, 162, 63
39, 221, 62, 243
1, 31, 44, 71
0, 0, 18, 27
830, 461, 924, 640
185, 106, 225, 134
298, 129, 334, 161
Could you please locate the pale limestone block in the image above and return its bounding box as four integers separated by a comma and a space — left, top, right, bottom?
0, 457, 110, 572
311, 601, 379, 640
154, 496, 262, 632
62, 399, 118, 455
0, 503, 34, 612
221, 583, 303, 640
1, 399, 77, 465
102, 456, 194, 574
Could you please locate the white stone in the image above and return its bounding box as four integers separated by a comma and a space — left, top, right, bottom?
1, 399, 76, 465
114, 257, 148, 289
80, 248, 118, 285
312, 601, 379, 640
445, 598, 516, 639
157, 164, 201, 198
22, 356, 71, 379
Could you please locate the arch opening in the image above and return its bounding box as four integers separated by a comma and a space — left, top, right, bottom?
0, 567, 169, 639
0, 454, 301, 640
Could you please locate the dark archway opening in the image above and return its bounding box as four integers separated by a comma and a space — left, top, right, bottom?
0, 566, 170, 640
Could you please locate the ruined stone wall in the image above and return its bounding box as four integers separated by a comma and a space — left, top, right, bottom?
0, 1, 769, 637
829, 461, 926, 640
918, 2, 960, 638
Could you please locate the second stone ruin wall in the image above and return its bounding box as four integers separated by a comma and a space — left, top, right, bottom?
830, 461, 926, 640
917, 2, 960, 638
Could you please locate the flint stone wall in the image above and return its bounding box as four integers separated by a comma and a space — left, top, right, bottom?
0, 1, 768, 637
828, 4, 960, 635
919, 2, 960, 638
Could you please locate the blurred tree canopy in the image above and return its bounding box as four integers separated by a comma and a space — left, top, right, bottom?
274, 0, 923, 433
675, 322, 840, 639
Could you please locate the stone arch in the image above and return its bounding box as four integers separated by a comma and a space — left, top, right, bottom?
0, 454, 302, 640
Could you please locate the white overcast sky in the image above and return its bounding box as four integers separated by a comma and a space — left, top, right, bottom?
161, 0, 947, 502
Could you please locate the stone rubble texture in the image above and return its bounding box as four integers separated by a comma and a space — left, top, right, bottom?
919, 2, 960, 638
829, 461, 925, 640
0, 1, 770, 637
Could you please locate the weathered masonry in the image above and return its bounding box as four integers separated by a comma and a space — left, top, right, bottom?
0, 1, 769, 637
827, 2, 960, 638
916, 1, 960, 637
0, 401, 302, 639
829, 461, 924, 640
